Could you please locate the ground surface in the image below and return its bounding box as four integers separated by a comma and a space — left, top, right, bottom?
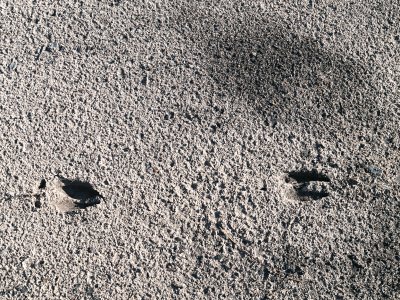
0, 0, 399, 299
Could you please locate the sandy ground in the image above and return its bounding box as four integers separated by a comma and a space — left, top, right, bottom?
0, 0, 399, 299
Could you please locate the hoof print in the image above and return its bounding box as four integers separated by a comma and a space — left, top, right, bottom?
50, 176, 102, 213
38, 179, 46, 189
286, 169, 330, 201
287, 169, 330, 183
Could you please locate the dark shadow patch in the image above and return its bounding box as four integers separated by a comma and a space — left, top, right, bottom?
171, 283, 183, 295
58, 176, 102, 209
347, 254, 363, 271
61, 180, 101, 200
204, 29, 375, 129
347, 178, 358, 186
172, 6, 385, 133
288, 169, 330, 183
38, 179, 46, 189
34, 194, 42, 209
74, 200, 101, 209
286, 170, 330, 200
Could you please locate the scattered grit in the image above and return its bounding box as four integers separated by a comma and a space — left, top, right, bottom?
0, 1, 399, 299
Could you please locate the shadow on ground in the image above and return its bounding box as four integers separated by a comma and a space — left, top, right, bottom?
174, 7, 381, 132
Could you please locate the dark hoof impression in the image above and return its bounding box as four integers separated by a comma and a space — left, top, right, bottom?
59, 177, 102, 209
287, 169, 330, 200
287, 169, 330, 183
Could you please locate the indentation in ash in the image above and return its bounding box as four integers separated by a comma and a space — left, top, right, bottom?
286, 169, 330, 200
59, 177, 102, 209
31, 179, 47, 210
49, 176, 103, 212
287, 169, 330, 183
38, 179, 46, 189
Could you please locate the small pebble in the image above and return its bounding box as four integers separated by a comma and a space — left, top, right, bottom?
367, 165, 382, 176
8, 60, 17, 72
45, 42, 58, 52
